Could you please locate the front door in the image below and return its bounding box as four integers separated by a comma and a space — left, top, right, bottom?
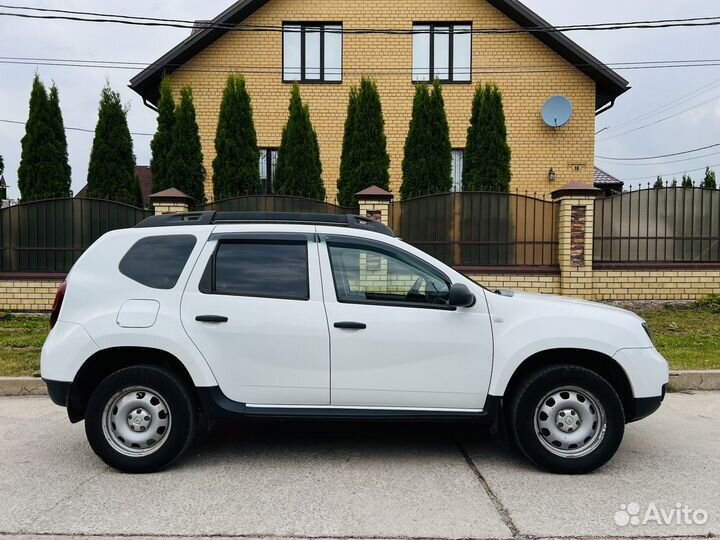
317, 232, 493, 410
181, 227, 330, 405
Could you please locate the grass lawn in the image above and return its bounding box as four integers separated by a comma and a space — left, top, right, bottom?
1, 302, 719, 376
637, 303, 720, 371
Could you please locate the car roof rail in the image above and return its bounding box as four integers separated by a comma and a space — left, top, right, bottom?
135, 211, 395, 237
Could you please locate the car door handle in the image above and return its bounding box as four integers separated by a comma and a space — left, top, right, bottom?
195, 315, 229, 323
334, 321, 367, 330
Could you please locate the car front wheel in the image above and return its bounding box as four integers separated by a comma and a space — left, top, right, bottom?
85, 365, 197, 473
510, 365, 625, 474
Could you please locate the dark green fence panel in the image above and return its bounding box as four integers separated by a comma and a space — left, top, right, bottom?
203, 195, 357, 215
389, 192, 558, 267
593, 187, 720, 263
0, 198, 153, 273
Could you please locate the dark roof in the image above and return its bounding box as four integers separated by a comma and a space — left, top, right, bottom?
356, 185, 394, 199
594, 167, 624, 187
129, 0, 629, 111
75, 165, 153, 205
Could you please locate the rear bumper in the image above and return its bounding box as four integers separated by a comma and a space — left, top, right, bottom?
43, 379, 71, 407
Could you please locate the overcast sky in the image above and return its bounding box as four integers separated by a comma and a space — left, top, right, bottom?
1, 1, 719, 199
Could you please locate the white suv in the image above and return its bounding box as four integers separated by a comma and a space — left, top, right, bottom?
41, 212, 668, 474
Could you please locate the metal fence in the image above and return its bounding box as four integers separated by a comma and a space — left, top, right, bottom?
389, 192, 559, 266
0, 198, 152, 273
593, 187, 720, 263
204, 195, 357, 215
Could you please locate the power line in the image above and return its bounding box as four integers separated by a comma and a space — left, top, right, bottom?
599, 76, 720, 133
597, 149, 720, 167
597, 92, 720, 141
622, 163, 720, 182
4, 58, 720, 77
6, 3, 720, 32
2, 8, 720, 34
0, 118, 153, 136
597, 142, 720, 161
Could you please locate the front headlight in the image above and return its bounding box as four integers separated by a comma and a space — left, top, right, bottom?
642, 322, 656, 346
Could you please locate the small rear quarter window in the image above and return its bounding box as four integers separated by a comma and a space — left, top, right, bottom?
119, 235, 197, 289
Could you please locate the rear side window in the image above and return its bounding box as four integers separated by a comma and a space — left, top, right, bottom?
119, 235, 197, 289
202, 240, 309, 300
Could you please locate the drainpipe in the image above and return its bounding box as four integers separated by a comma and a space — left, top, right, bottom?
595, 98, 616, 116
142, 97, 159, 113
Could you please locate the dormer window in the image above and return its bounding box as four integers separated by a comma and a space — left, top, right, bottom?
283, 23, 343, 83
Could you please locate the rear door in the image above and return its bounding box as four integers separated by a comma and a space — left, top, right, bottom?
181, 226, 330, 405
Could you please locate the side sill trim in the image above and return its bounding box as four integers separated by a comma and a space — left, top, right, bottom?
197, 386, 499, 423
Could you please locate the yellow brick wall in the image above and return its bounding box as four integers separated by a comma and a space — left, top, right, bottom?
168, 0, 596, 204
0, 280, 62, 312
2, 271, 719, 312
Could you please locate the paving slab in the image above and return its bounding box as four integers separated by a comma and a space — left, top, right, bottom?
463, 391, 720, 538
0, 397, 510, 539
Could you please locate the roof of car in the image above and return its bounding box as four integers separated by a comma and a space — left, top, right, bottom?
135, 211, 396, 237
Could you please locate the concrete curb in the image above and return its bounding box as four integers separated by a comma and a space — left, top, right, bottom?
0, 377, 48, 397
669, 370, 720, 391
2, 371, 720, 397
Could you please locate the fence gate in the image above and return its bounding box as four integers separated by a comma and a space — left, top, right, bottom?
389, 192, 558, 267
0, 198, 153, 273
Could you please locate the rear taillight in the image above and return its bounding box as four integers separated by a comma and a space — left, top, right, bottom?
50, 281, 67, 329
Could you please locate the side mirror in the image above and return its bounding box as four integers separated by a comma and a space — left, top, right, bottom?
449, 283, 476, 308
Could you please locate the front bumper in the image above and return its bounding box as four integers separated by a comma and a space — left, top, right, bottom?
628, 383, 667, 423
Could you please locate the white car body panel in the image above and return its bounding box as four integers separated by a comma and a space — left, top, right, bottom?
41, 219, 669, 413
45, 226, 218, 387
180, 225, 331, 405
316, 226, 494, 409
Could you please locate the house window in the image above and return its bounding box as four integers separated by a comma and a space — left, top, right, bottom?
259, 148, 279, 194
451, 149, 464, 192
283, 23, 343, 82
412, 24, 472, 82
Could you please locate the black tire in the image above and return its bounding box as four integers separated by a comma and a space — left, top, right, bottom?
85, 365, 197, 473
510, 365, 625, 474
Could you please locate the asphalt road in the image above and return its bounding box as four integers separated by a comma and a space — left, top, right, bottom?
1, 391, 718, 540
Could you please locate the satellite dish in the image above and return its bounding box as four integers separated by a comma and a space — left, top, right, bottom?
542, 96, 573, 128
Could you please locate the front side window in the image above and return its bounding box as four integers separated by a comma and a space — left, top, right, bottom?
119, 235, 197, 289
283, 23, 343, 82
412, 23, 472, 82
327, 241, 450, 307
202, 240, 309, 300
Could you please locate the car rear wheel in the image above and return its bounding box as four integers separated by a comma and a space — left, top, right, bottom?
85, 365, 197, 473
510, 365, 625, 474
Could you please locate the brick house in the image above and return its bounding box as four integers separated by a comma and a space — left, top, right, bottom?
129, 0, 629, 203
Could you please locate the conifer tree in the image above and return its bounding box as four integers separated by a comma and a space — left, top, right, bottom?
0, 154, 4, 177
17, 75, 59, 201
166, 86, 206, 205
401, 84, 432, 199
702, 167, 717, 189
337, 87, 359, 206
150, 78, 175, 193
671, 178, 678, 188
213, 74, 261, 200
337, 79, 390, 207
47, 84, 72, 197
681, 174, 694, 187
463, 83, 511, 192
653, 176, 664, 188
401, 81, 453, 199
274, 84, 325, 200
86, 84, 139, 205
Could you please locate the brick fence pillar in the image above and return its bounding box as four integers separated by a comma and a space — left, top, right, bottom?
355, 185, 394, 227
150, 188, 194, 215
552, 183, 602, 299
